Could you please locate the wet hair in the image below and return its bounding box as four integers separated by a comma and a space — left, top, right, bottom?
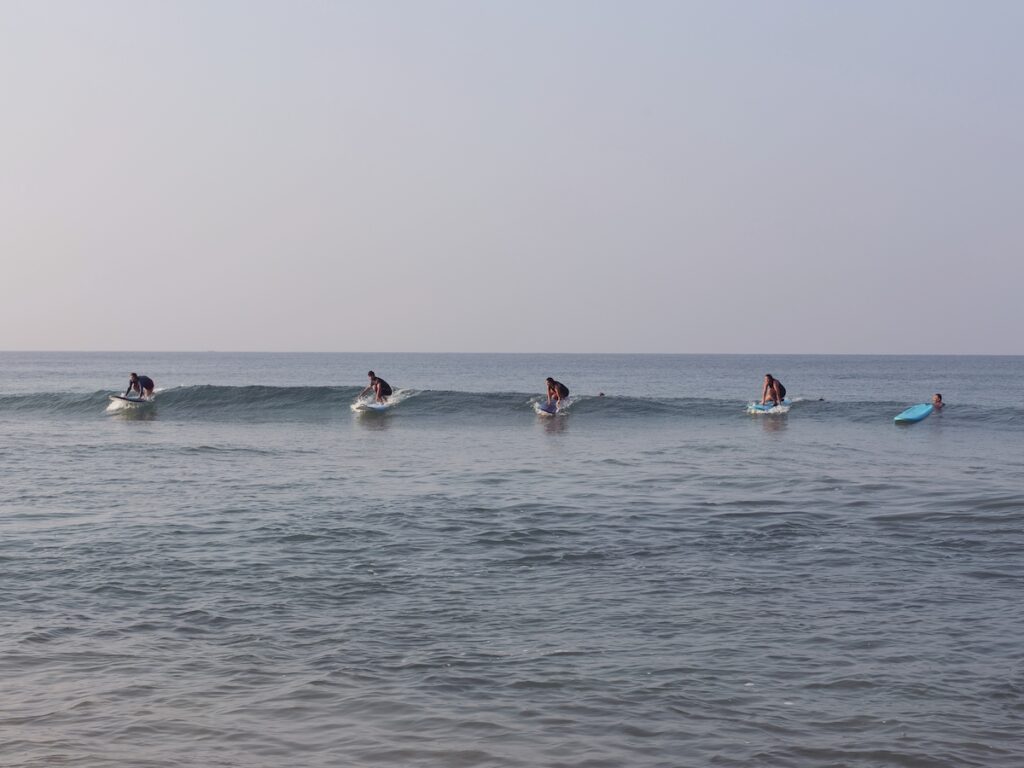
934, 393, 942, 400
367, 370, 375, 377
130, 372, 138, 378
765, 373, 773, 380
546, 377, 554, 383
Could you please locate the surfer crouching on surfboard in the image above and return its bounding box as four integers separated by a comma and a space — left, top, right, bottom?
761, 374, 786, 406
359, 370, 393, 404
546, 377, 569, 406
125, 372, 155, 399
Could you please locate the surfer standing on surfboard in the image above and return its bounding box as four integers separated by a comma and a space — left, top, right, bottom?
761, 374, 786, 406
359, 371, 393, 404
546, 377, 569, 406
125, 372, 155, 399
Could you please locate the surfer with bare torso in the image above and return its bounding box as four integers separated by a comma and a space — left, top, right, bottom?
546, 377, 569, 405
761, 374, 786, 406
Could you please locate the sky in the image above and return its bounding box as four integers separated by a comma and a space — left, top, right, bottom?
1, 1, 1021, 354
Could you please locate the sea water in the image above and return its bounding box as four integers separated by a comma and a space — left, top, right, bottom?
1, 352, 1022, 767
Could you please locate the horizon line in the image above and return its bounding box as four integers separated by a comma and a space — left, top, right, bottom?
1, 350, 1021, 358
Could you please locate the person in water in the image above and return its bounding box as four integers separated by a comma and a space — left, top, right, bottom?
125, 372, 155, 399
359, 370, 393, 403
546, 377, 569, 405
932, 393, 944, 411
761, 374, 786, 406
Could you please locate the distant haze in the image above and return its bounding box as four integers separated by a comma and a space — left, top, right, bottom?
2, 1, 1021, 354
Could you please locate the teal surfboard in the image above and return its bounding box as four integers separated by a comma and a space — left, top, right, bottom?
894, 403, 933, 424
747, 399, 791, 414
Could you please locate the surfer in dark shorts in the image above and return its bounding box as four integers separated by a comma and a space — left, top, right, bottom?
125, 372, 155, 399
359, 370, 393, 403
761, 374, 786, 406
546, 377, 569, 405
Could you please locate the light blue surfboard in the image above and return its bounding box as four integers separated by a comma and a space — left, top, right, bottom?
747, 399, 791, 414
894, 403, 933, 424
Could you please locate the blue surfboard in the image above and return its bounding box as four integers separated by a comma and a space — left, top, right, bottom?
537, 401, 558, 415
747, 399, 791, 414
894, 403, 933, 424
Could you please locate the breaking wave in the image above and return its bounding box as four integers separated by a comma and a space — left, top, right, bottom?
0, 387, 1020, 428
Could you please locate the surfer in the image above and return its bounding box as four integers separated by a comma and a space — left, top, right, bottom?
125, 372, 155, 399
546, 377, 569, 405
359, 370, 393, 404
761, 374, 786, 406
932, 393, 944, 411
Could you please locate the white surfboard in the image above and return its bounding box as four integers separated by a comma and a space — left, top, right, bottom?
351, 400, 390, 413
109, 394, 153, 405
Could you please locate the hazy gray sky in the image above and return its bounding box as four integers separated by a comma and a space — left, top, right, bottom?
2, 1, 1021, 353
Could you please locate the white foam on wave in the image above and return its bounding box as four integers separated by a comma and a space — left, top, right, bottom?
104, 399, 126, 413
350, 388, 417, 412
531, 395, 575, 416
531, 400, 554, 416
105, 395, 156, 413
387, 388, 417, 406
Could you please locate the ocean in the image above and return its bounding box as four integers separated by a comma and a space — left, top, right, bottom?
1, 352, 1022, 767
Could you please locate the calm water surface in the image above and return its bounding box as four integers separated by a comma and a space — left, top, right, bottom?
1, 353, 1022, 767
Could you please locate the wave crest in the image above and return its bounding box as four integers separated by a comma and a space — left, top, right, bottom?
0, 387, 1019, 428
